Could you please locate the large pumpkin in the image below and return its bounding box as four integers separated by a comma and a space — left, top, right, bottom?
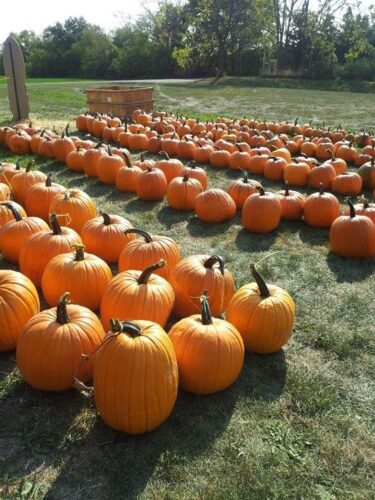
100, 260, 174, 330
227, 172, 261, 209
331, 172, 363, 196
41, 245, 112, 310
303, 185, 340, 229
242, 187, 281, 233
169, 293, 244, 395
169, 254, 234, 318
93, 319, 178, 434
226, 265, 295, 354
119, 229, 180, 280
24, 174, 65, 221
49, 189, 97, 234
276, 182, 306, 221
329, 200, 375, 258
19, 214, 82, 286
11, 161, 47, 206
0, 270, 40, 351
137, 165, 168, 201
154, 152, 184, 184
81, 213, 135, 263
167, 173, 203, 211
17, 293, 105, 391
97, 146, 125, 184
195, 188, 236, 223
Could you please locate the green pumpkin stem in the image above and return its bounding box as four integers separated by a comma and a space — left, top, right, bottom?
50, 213, 62, 235
251, 264, 271, 299
200, 292, 213, 325
204, 255, 225, 275
124, 228, 153, 243
4, 202, 23, 221
56, 292, 71, 324
137, 260, 165, 284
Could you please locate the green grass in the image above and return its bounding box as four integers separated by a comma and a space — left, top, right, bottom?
0, 79, 375, 499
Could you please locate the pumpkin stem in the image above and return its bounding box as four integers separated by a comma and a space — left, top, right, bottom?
124, 228, 153, 243
4, 202, 23, 221
101, 212, 112, 225
45, 173, 53, 187
256, 186, 265, 196
72, 244, 85, 261
183, 173, 189, 182
319, 183, 324, 195
15, 158, 22, 170
25, 160, 35, 173
158, 151, 170, 160
200, 291, 213, 325
50, 213, 62, 235
124, 154, 132, 168
250, 264, 271, 299
137, 260, 165, 284
56, 292, 71, 324
347, 199, 356, 218
64, 190, 71, 200
284, 182, 290, 196
107, 145, 112, 156
242, 171, 249, 183
204, 255, 225, 275
112, 320, 142, 338
188, 160, 197, 170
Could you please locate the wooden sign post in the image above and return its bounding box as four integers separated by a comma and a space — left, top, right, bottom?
3, 36, 29, 122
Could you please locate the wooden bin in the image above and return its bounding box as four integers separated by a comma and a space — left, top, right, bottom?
85, 86, 153, 118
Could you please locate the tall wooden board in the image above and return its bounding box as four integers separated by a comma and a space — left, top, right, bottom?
3, 36, 29, 122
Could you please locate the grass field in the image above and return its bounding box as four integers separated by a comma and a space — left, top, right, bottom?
0, 79, 374, 499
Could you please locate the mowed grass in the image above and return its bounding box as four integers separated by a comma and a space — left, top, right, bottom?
0, 79, 375, 499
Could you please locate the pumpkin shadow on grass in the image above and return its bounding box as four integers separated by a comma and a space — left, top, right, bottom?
187, 215, 239, 238
235, 228, 278, 253
326, 252, 375, 283
124, 197, 165, 215
298, 224, 329, 247
157, 205, 194, 229
46, 382, 239, 498
0, 351, 17, 383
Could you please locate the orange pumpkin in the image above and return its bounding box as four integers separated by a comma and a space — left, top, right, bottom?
24, 174, 65, 222
167, 173, 203, 211
276, 183, 306, 221
303, 185, 340, 229
181, 161, 207, 190
227, 172, 261, 209
137, 165, 168, 201
195, 188, 236, 223
11, 161, 47, 206
242, 187, 281, 233
331, 172, 363, 196
49, 188, 97, 234
97, 146, 125, 185
154, 152, 184, 184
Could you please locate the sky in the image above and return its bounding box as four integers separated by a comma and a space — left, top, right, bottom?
1, 0, 374, 43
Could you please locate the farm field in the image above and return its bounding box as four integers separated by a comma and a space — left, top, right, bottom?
0, 79, 374, 499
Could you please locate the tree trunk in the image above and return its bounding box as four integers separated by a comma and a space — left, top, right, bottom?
217, 41, 226, 78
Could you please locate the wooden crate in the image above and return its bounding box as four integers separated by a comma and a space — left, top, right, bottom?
85, 86, 153, 118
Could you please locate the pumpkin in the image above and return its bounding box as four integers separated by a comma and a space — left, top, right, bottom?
169, 254, 234, 318
227, 172, 261, 209
167, 173, 203, 211
119, 228, 180, 280
17, 293, 105, 391
154, 152, 184, 184
247, 153, 269, 175
97, 146, 125, 185
49, 188, 96, 234
331, 172, 363, 196
93, 319, 178, 434
181, 161, 207, 190
76, 112, 89, 132
349, 198, 375, 224
195, 188, 236, 223
81, 213, 135, 263
335, 142, 358, 164
42, 245, 112, 310
8, 130, 31, 154
330, 200, 375, 258
11, 161, 47, 206
115, 155, 142, 193
358, 158, 375, 190
53, 133, 75, 163
228, 145, 251, 170
66, 146, 85, 172
39, 136, 56, 158
0, 159, 22, 183
137, 165, 168, 201
177, 137, 197, 160
325, 150, 347, 174
24, 174, 65, 221
210, 148, 231, 168
169, 292, 244, 395
283, 159, 310, 186
276, 182, 306, 221
0, 182, 11, 201
226, 264, 295, 354
0, 270, 40, 352
242, 187, 281, 233
0, 203, 49, 263
19, 214, 82, 286
0, 200, 26, 228
128, 131, 149, 151
161, 133, 180, 157
264, 156, 287, 182
82, 142, 104, 177
100, 260, 174, 330
193, 142, 214, 164
303, 185, 340, 229
308, 162, 336, 190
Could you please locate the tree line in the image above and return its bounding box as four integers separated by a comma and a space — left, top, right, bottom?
1, 0, 375, 81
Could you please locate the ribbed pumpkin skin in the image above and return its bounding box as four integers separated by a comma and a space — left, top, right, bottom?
0, 201, 26, 228
303, 191, 340, 229
119, 232, 180, 280
100, 268, 175, 330
276, 187, 306, 221
167, 175, 203, 211
81, 214, 135, 263
11, 168, 47, 205
195, 189, 236, 223
331, 172, 363, 196
0, 270, 40, 351
226, 283, 295, 354
242, 191, 281, 233
17, 303, 105, 391
115, 165, 142, 192
330, 214, 375, 258
24, 179, 65, 221
0, 214, 49, 263
49, 189, 97, 234
93, 320, 178, 434
0, 183, 11, 201
19, 226, 82, 286
169, 315, 244, 394
227, 178, 261, 209
42, 250, 112, 309
169, 255, 235, 317
97, 152, 125, 184
137, 168, 168, 201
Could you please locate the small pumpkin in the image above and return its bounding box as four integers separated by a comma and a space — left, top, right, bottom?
53, 133, 76, 163
349, 198, 375, 224
227, 172, 261, 209
154, 152, 184, 184
11, 161, 47, 206
264, 156, 287, 182
169, 292, 244, 395
0, 200, 26, 228
115, 155, 142, 193
137, 165, 168, 201
42, 245, 112, 310
195, 188, 236, 223
49, 188, 97, 234
167, 173, 203, 211
181, 161, 207, 190
17, 293, 105, 391
242, 186, 281, 233
283, 159, 310, 186
66, 146, 85, 172
24, 173, 65, 221
276, 182, 306, 221
226, 265, 295, 354
308, 162, 336, 190
358, 158, 375, 190
330, 200, 375, 258
97, 145, 125, 185
82, 142, 104, 177
93, 319, 178, 434
0, 270, 40, 352
303, 184, 340, 229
